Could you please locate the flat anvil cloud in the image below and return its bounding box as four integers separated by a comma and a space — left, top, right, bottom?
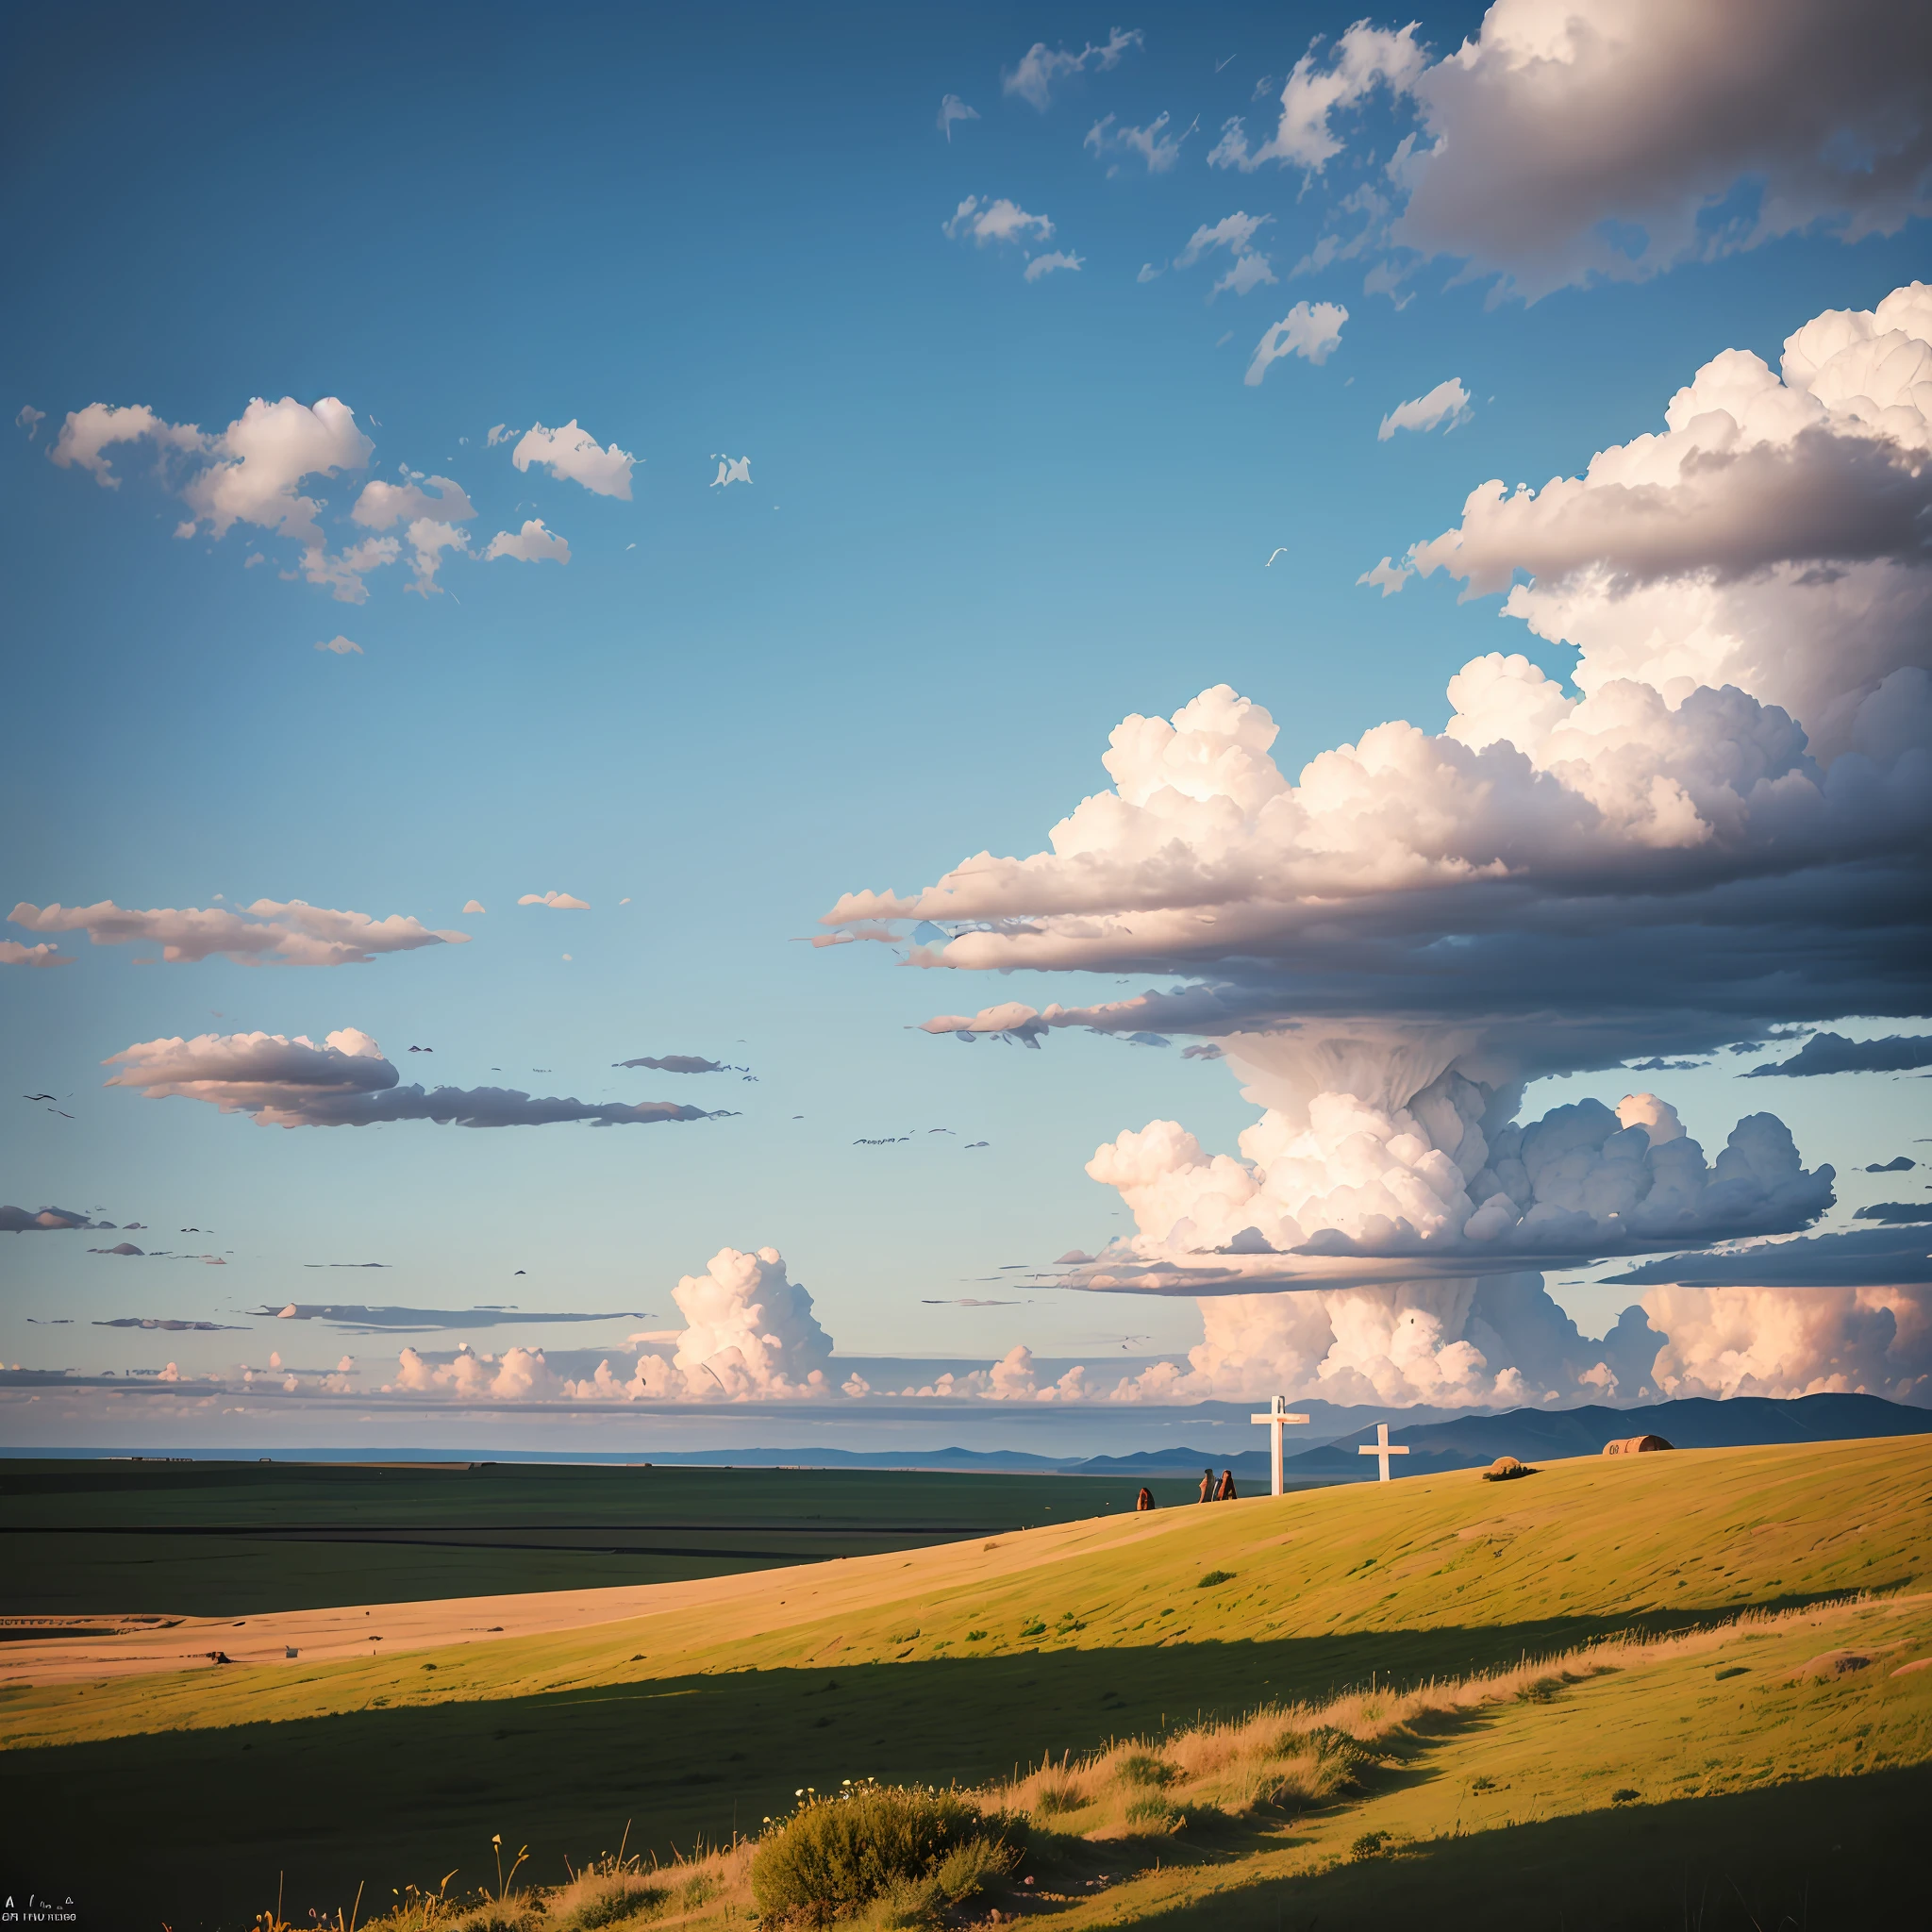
1745, 1033, 1932, 1078
824, 284, 1932, 1074
10, 899, 468, 966
103, 1029, 726, 1130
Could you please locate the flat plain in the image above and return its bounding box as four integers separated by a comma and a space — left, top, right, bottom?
3, 1438, 1928, 1928
0, 1458, 1142, 1616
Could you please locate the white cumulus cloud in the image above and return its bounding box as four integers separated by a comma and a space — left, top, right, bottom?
0, 941, 70, 967
1024, 251, 1085, 283
1393, 0, 1932, 301
1209, 22, 1426, 174
509, 420, 635, 499
484, 518, 571, 564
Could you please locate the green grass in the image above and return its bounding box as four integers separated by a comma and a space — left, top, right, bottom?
0, 1459, 1139, 1616
4, 1438, 1929, 1927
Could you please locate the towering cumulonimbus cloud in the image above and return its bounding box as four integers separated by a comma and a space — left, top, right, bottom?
819, 283, 1932, 1406
103, 1029, 726, 1130
571, 1247, 838, 1401
1069, 1080, 1831, 1294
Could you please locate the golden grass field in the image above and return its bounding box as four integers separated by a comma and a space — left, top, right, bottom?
4, 1436, 1928, 1927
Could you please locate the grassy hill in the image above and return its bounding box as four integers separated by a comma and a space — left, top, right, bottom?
3, 1435, 1928, 1927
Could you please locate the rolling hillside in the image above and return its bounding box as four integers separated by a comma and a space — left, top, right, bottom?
3, 1434, 1928, 1927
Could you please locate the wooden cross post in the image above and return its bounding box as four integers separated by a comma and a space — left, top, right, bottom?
1250, 1394, 1310, 1496
1358, 1421, 1409, 1483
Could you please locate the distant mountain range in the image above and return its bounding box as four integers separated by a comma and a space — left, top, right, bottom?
650, 1392, 1932, 1483
19, 1393, 1925, 1482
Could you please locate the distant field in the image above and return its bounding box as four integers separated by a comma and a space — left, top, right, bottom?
3, 1436, 1928, 1927
0, 1458, 1147, 1616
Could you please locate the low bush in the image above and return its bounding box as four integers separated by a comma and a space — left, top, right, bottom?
1123, 1795, 1180, 1833
749, 1781, 1020, 1925
556, 1883, 667, 1930
1030, 1780, 1088, 1817
1197, 1570, 1236, 1589
1112, 1752, 1176, 1789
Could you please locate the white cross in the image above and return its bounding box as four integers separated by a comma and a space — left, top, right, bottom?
1358, 1420, 1409, 1482
1250, 1393, 1310, 1496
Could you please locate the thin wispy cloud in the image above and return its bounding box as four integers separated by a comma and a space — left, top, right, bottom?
1377, 376, 1472, 440
8, 899, 467, 966
937, 94, 979, 141
1003, 27, 1142, 111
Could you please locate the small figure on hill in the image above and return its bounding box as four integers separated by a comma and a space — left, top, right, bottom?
1135, 1486, 1156, 1512
1216, 1468, 1238, 1501
1198, 1467, 1215, 1503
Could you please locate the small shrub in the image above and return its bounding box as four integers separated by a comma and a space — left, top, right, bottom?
1516, 1674, 1565, 1704
1018, 1619, 1047, 1639
933, 1837, 1016, 1904
1113, 1752, 1176, 1790
678, 1873, 722, 1909
1610, 1787, 1641, 1805
964, 1630, 988, 1643
1350, 1831, 1386, 1862
1124, 1795, 1178, 1832
1031, 1780, 1088, 1818
750, 1781, 1020, 1925
1470, 1774, 1494, 1792
1715, 1665, 1749, 1681
1197, 1570, 1236, 1589
558, 1884, 668, 1930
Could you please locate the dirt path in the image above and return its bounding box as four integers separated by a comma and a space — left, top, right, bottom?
0, 1564, 804, 1685
0, 1498, 1195, 1688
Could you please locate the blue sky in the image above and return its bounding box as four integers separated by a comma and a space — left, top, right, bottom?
4, 1, 1928, 1441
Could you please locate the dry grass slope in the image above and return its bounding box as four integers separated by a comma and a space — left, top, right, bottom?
4, 1437, 1930, 1926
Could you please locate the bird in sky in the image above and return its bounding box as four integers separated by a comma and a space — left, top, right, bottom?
408, 1045, 434, 1053
24, 1092, 54, 1101
965, 1141, 989, 1149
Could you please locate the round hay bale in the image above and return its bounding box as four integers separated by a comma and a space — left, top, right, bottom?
1480, 1456, 1537, 1481
1602, 1434, 1673, 1456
